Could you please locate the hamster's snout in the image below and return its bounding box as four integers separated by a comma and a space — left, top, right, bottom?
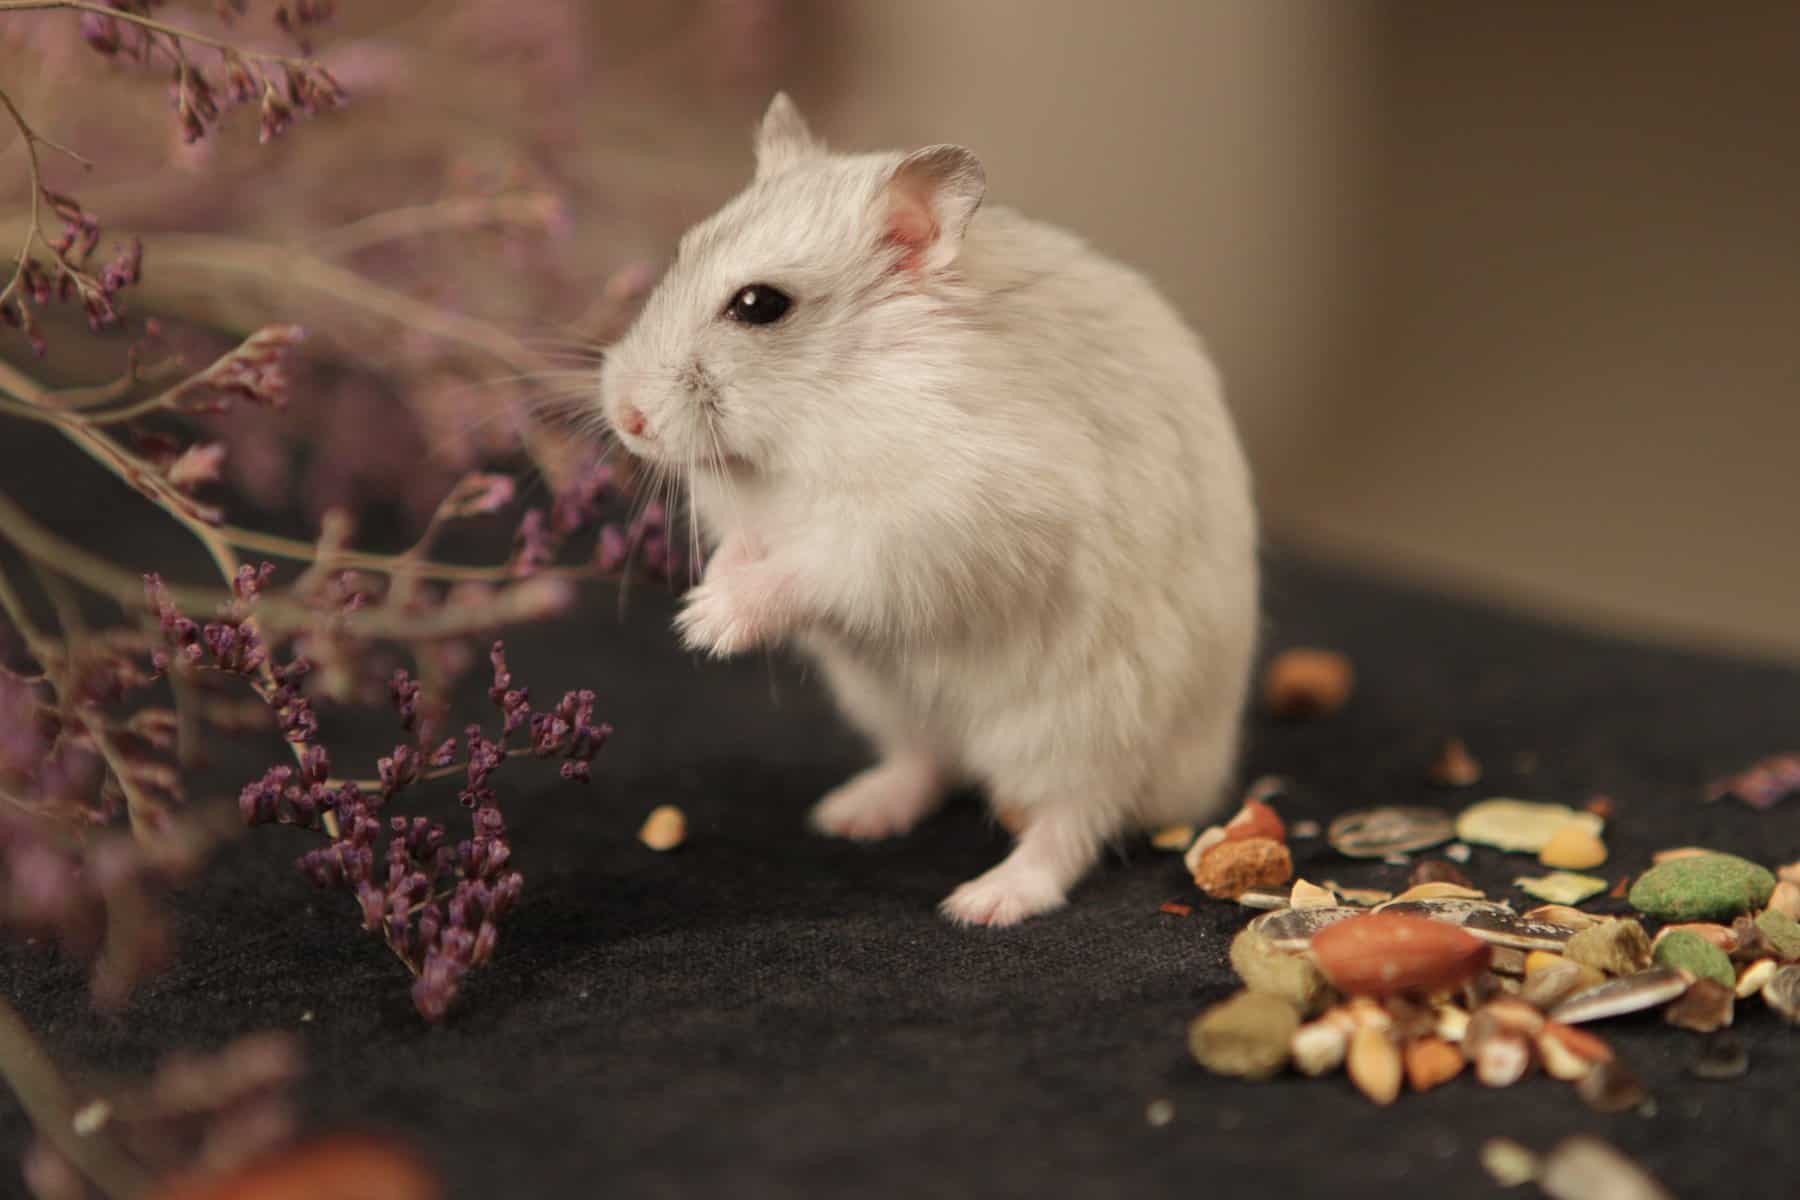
618, 405, 647, 438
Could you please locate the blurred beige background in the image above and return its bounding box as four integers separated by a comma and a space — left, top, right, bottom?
782, 0, 1800, 663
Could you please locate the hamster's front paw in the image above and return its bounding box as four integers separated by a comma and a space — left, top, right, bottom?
939, 861, 1068, 928
810, 759, 944, 841
673, 580, 765, 659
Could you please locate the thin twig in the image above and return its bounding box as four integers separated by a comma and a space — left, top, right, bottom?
0, 0, 321, 69
0, 997, 156, 1199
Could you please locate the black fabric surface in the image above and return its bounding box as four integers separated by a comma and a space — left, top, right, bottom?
7, 537, 1800, 1199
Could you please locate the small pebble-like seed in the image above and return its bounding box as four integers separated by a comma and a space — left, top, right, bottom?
1263, 648, 1353, 717
1539, 1136, 1675, 1200
1429, 737, 1483, 788
1187, 991, 1300, 1080
1760, 963, 1800, 1022
1290, 1019, 1348, 1076
1536, 1029, 1594, 1081
1150, 825, 1193, 851
1539, 825, 1608, 870
1576, 1059, 1650, 1114
1289, 819, 1321, 839
1541, 1021, 1614, 1065
1664, 978, 1734, 1033
1145, 1098, 1175, 1127
1474, 1031, 1532, 1087
1403, 1036, 1463, 1092
1651, 922, 1737, 953
1432, 1004, 1470, 1043
638, 805, 687, 851
1346, 1025, 1402, 1105
1690, 1032, 1749, 1081
1480, 1138, 1540, 1188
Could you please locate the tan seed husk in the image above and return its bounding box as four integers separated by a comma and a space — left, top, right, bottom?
1392, 881, 1488, 903
638, 805, 687, 851
1288, 879, 1336, 909
1489, 946, 1529, 978
1514, 871, 1608, 906
1523, 904, 1603, 932
1346, 1025, 1402, 1105
1651, 845, 1716, 864
1235, 888, 1291, 911
1734, 957, 1776, 998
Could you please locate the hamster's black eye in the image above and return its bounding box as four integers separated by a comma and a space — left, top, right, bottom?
724, 284, 792, 326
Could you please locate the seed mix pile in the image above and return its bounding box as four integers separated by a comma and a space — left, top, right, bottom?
1169, 648, 1800, 1197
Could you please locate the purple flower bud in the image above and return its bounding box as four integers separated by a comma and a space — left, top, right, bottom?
470, 921, 499, 967
356, 883, 383, 931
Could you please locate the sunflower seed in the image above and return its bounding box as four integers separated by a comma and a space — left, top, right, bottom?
1245, 905, 1361, 951
1464, 908, 1577, 953
1550, 968, 1689, 1024
1328, 807, 1455, 858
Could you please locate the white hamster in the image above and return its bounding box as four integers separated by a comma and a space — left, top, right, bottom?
598, 94, 1259, 926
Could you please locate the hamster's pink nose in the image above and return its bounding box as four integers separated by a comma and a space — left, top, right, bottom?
619, 405, 647, 437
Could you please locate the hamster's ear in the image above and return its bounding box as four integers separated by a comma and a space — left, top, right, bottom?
878, 145, 986, 274
754, 91, 822, 179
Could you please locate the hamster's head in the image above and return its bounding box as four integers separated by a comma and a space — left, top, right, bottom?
596, 92, 985, 480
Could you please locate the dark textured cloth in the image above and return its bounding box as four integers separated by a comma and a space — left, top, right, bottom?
6, 542, 1800, 1199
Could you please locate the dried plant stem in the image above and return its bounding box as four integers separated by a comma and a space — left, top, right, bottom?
0, 87, 94, 314
0, 0, 319, 69
141, 233, 543, 374
311, 191, 565, 259
0, 997, 154, 1199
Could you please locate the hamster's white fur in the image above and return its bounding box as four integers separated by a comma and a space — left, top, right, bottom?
599, 94, 1258, 926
